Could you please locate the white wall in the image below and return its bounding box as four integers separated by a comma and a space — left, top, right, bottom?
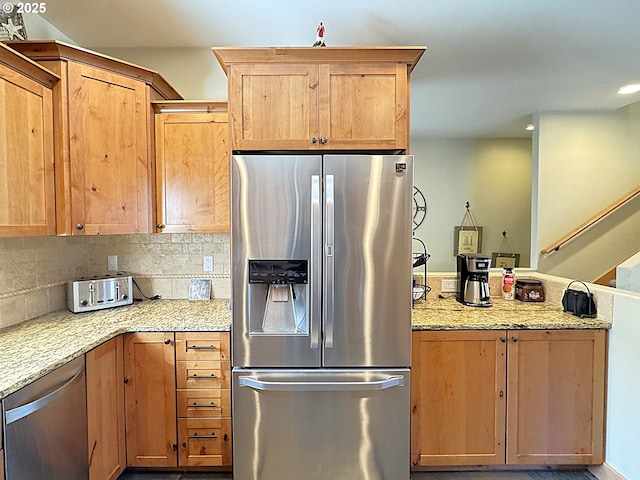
412, 137, 532, 271
605, 293, 640, 479
22, 13, 76, 43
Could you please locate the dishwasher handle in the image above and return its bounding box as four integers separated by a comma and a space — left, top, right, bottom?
4, 367, 84, 425
238, 374, 404, 392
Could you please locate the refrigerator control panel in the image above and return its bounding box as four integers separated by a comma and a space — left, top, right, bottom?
248, 260, 308, 284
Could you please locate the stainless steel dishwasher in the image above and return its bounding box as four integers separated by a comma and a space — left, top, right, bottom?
2, 356, 88, 480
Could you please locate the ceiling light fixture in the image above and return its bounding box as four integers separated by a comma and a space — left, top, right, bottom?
618, 83, 640, 95
525, 124, 535, 131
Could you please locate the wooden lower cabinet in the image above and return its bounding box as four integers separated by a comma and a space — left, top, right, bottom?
175, 332, 232, 468
123, 331, 232, 469
124, 332, 178, 468
411, 330, 507, 466
411, 329, 606, 468
86, 336, 126, 480
506, 329, 606, 465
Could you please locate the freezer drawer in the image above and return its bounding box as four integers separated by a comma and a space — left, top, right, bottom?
233, 368, 410, 480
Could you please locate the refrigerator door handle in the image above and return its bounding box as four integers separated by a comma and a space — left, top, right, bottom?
310, 175, 321, 349
238, 375, 404, 392
324, 174, 335, 348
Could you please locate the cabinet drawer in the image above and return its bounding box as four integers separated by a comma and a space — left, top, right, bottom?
176, 361, 230, 389
178, 418, 232, 467
177, 389, 231, 418
175, 332, 230, 361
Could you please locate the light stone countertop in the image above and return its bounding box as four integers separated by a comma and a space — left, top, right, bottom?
412, 297, 612, 330
0, 299, 231, 398
0, 296, 611, 399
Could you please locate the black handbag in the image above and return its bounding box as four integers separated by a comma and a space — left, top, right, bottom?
562, 280, 597, 318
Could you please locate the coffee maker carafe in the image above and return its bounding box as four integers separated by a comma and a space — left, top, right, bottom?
456, 254, 492, 307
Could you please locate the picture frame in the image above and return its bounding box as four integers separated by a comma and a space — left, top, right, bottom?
189, 279, 211, 301
454, 226, 483, 255
491, 252, 520, 268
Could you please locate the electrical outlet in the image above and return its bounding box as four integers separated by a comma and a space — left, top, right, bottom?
107, 255, 118, 271
441, 279, 459, 292
203, 256, 214, 272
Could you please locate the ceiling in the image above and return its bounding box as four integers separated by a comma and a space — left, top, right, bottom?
39, 0, 640, 138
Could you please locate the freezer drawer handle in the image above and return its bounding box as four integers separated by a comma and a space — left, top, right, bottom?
4, 367, 84, 425
186, 345, 217, 350
238, 375, 404, 392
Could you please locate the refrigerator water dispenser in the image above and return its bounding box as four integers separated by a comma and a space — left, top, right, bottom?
248, 260, 308, 335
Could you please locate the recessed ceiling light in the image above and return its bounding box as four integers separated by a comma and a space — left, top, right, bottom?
525, 124, 535, 131
618, 83, 640, 95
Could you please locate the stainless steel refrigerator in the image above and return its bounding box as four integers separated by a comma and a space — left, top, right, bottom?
231, 154, 413, 480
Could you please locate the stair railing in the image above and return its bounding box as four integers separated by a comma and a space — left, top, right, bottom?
540, 186, 640, 254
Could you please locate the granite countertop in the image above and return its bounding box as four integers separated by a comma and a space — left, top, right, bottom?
0, 296, 612, 399
0, 299, 231, 398
412, 297, 612, 330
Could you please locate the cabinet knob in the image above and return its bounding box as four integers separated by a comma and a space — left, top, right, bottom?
156, 223, 166, 229
499, 390, 504, 398
500, 336, 506, 343
76, 223, 84, 230
164, 338, 171, 345
511, 336, 518, 342
321, 137, 328, 144
123, 377, 129, 384
310, 137, 317, 144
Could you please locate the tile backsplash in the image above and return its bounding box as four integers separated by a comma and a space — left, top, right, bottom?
0, 233, 230, 329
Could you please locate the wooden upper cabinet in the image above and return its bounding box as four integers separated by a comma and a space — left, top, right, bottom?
7, 40, 181, 235
213, 47, 425, 152
153, 101, 230, 233
0, 43, 58, 237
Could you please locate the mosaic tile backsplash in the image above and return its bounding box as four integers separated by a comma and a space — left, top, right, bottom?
0, 233, 231, 328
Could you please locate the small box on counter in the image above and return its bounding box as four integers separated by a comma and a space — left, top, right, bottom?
515, 278, 545, 302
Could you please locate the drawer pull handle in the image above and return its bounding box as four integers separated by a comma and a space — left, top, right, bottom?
186, 345, 217, 350
188, 401, 217, 408
188, 433, 218, 439
187, 373, 217, 379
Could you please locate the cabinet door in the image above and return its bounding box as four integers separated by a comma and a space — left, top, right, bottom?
0, 62, 55, 236
411, 330, 507, 467
506, 329, 606, 465
124, 333, 177, 467
67, 63, 150, 234
228, 64, 319, 150
155, 112, 229, 233
86, 336, 126, 480
319, 63, 408, 150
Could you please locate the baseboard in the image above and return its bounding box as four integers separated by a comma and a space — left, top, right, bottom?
589, 463, 627, 480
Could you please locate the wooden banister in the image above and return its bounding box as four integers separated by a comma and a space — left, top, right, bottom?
541, 186, 640, 254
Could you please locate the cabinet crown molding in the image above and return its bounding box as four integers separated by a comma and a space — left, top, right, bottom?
7, 40, 182, 100
212, 46, 426, 75
0, 42, 59, 87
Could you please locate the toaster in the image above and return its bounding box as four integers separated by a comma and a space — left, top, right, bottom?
67, 275, 133, 313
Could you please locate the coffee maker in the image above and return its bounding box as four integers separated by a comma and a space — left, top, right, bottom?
456, 254, 492, 307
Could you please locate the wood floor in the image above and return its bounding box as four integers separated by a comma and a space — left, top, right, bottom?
118, 469, 598, 479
